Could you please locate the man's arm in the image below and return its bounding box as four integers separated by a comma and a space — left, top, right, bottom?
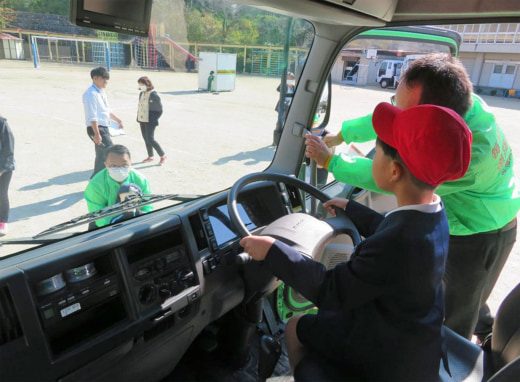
83, 90, 103, 145
138, 178, 153, 213
327, 154, 385, 193
305, 134, 386, 193
339, 113, 376, 144
323, 113, 376, 148
89, 120, 103, 145
84, 182, 112, 227
109, 112, 124, 129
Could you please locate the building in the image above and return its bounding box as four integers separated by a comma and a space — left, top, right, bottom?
332, 23, 520, 96
441, 23, 520, 96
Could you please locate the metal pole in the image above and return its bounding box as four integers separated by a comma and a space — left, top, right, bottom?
106, 43, 111, 71
310, 160, 318, 214
31, 36, 38, 68
272, 17, 293, 146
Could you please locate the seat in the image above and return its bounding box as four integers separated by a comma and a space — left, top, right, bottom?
292, 283, 520, 382
441, 282, 520, 382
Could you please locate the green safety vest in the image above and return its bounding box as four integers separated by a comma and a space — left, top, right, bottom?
84, 169, 153, 227
327, 94, 520, 236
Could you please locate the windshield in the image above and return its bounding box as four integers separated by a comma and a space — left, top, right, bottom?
0, 0, 313, 255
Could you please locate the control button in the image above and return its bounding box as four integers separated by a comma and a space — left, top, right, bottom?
159, 284, 172, 299
202, 259, 211, 274
200, 208, 209, 221
210, 238, 218, 251
139, 284, 157, 305
209, 258, 217, 271
42, 307, 55, 320
154, 258, 166, 272
179, 270, 194, 283
134, 267, 151, 280
188, 291, 200, 302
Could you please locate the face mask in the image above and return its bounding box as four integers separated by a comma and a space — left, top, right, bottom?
139, 85, 147, 91
287, 80, 295, 86
108, 167, 130, 183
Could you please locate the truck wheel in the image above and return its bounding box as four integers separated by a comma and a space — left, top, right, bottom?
380, 79, 389, 88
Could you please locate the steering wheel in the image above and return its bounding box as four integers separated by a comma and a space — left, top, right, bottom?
227, 172, 361, 262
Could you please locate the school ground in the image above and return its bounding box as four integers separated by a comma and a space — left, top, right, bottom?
0, 59, 518, 317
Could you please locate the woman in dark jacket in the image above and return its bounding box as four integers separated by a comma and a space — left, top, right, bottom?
137, 76, 166, 165
0, 116, 15, 236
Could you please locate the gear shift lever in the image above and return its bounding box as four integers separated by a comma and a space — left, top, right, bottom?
257, 334, 282, 380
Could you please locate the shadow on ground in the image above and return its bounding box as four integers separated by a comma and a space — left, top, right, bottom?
18, 170, 91, 191
213, 146, 275, 166
10, 191, 85, 222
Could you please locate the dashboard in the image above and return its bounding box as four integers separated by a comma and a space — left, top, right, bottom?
0, 181, 299, 381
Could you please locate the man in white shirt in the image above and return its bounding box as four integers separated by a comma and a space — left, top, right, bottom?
82, 66, 124, 178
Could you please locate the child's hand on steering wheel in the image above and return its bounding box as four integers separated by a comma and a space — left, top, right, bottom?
239, 235, 276, 261
322, 198, 349, 217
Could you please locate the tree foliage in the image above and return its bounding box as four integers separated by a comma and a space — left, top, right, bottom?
0, 0, 16, 28
182, 0, 313, 47
1, 0, 313, 49
3, 0, 68, 15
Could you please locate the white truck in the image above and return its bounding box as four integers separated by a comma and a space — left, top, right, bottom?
376, 54, 426, 88
376, 59, 402, 88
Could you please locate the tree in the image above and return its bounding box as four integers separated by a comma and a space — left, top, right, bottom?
0, 0, 15, 28
3, 0, 68, 15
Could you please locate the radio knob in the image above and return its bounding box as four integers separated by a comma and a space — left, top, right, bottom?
154, 258, 166, 272
178, 270, 194, 283
139, 284, 157, 304
159, 284, 172, 299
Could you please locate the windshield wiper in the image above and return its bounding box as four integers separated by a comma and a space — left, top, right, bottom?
33, 193, 200, 239
0, 194, 202, 246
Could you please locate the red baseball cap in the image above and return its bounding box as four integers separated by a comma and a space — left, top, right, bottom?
372, 103, 472, 187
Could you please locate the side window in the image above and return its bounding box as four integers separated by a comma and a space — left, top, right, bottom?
310, 26, 461, 210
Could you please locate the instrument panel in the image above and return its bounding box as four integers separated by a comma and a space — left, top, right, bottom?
0, 180, 295, 381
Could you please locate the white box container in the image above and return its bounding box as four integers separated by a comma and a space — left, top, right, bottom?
198, 52, 237, 92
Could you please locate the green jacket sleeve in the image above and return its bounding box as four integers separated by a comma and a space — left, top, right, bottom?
138, 178, 153, 214
327, 154, 386, 194
84, 174, 114, 227
340, 113, 376, 144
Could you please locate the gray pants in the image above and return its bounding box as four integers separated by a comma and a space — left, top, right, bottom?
443, 218, 517, 339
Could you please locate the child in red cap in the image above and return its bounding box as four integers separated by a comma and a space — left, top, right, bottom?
240, 102, 472, 381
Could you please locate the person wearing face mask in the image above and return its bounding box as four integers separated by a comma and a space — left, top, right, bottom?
84, 144, 152, 227
137, 76, 166, 165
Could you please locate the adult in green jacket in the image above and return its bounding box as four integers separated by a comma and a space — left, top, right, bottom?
85, 144, 152, 227
305, 53, 520, 340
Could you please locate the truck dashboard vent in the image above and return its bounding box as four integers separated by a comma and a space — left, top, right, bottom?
0, 286, 23, 345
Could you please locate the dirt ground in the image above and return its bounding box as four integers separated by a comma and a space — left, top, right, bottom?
0, 59, 518, 317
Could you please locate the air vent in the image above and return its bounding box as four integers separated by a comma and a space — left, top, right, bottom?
0, 286, 23, 345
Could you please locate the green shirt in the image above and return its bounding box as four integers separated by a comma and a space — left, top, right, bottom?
84, 168, 153, 227
328, 94, 520, 236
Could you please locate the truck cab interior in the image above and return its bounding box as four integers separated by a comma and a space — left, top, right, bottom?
1, 1, 519, 381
